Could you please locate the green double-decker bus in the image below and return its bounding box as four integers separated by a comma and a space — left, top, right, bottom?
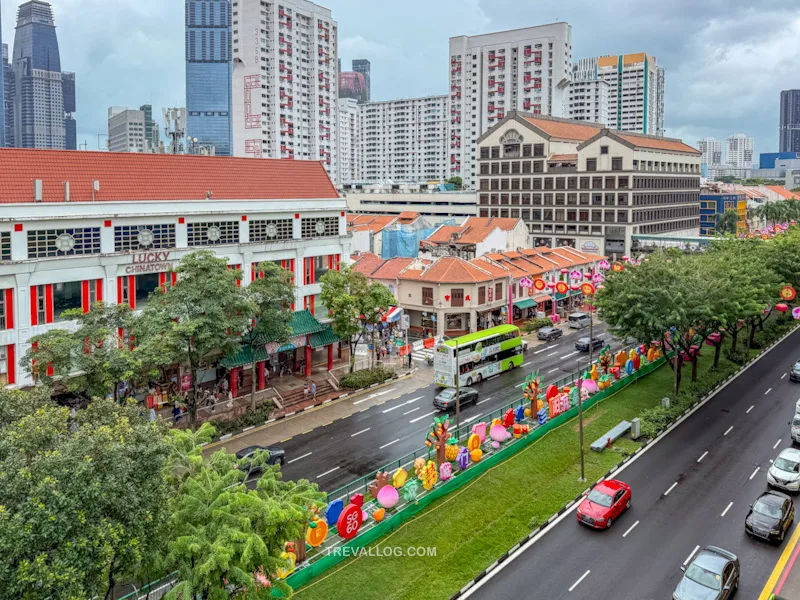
433, 325, 525, 388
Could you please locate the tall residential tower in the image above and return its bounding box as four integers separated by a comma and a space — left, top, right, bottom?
185, 0, 232, 156
726, 133, 754, 169
0, 1, 5, 148
780, 90, 800, 153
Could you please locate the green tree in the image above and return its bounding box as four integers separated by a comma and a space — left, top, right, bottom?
714, 208, 740, 235
446, 176, 463, 190
134, 251, 251, 428
164, 427, 326, 599
0, 390, 173, 600
21, 327, 75, 388
320, 267, 395, 372
243, 262, 295, 410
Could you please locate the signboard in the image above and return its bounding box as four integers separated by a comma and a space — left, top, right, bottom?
401, 315, 410, 330
412, 339, 425, 351
581, 241, 600, 253
124, 251, 173, 275
180, 373, 192, 391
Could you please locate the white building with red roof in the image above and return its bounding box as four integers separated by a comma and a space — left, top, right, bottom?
0, 149, 351, 387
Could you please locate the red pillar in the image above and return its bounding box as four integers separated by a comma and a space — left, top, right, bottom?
327, 344, 334, 370
257, 361, 266, 390
230, 368, 238, 397
305, 343, 312, 377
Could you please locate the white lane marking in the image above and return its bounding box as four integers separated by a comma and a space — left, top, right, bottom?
534, 345, 558, 354
547, 351, 559, 357
560, 351, 579, 359
774, 439, 782, 449
464, 414, 481, 424
747, 405, 754, 414
724, 426, 734, 436
317, 466, 340, 479
352, 394, 376, 405
697, 451, 709, 463
547, 368, 559, 374
683, 545, 700, 567
575, 357, 587, 362
721, 502, 733, 517
522, 361, 532, 367
516, 382, 526, 388
622, 520, 640, 538
287, 451, 312, 464
382, 404, 405, 413
750, 467, 760, 480
782, 373, 787, 380
664, 482, 678, 496
568, 570, 591, 592
410, 410, 437, 424
350, 427, 371, 437
379, 438, 400, 450
403, 407, 420, 416
477, 397, 492, 405
382, 396, 424, 413
765, 387, 772, 395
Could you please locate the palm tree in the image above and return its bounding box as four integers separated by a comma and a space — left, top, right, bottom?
714, 209, 740, 235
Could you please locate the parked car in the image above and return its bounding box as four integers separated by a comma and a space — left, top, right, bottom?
433, 387, 479, 411
673, 546, 739, 600
576, 479, 631, 529
768, 447, 800, 493
745, 490, 794, 544
235, 445, 285, 474
568, 312, 592, 329
575, 336, 604, 352
791, 414, 800, 444
537, 327, 563, 342
790, 360, 800, 382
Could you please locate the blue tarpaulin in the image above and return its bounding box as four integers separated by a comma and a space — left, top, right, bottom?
381, 226, 438, 258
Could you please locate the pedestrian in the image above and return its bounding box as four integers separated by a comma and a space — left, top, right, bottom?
304, 380, 310, 398
237, 369, 244, 390
221, 377, 229, 393
149, 407, 156, 422
172, 403, 182, 423
311, 380, 317, 400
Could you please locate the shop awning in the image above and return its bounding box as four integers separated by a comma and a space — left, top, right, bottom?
276, 343, 296, 353
514, 298, 537, 310
310, 325, 339, 348
533, 294, 552, 302
382, 306, 404, 323
221, 346, 265, 369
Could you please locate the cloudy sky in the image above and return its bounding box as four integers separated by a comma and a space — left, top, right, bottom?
2, 0, 797, 156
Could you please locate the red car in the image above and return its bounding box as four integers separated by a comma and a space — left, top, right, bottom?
576, 479, 631, 529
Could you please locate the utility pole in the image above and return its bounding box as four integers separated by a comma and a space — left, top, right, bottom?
578, 294, 591, 483
455, 339, 461, 433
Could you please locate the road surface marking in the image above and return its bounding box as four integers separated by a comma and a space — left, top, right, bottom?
575, 357, 586, 362
664, 482, 678, 496
560, 351, 579, 359
403, 407, 420, 416
350, 428, 371, 437
405, 396, 424, 404
522, 361, 532, 367
765, 387, 772, 395
683, 545, 700, 566
353, 394, 376, 405
697, 451, 708, 463
464, 414, 481, 424
747, 405, 754, 413
771, 459, 774, 463
382, 404, 406, 413
477, 397, 492, 405
534, 345, 557, 354
721, 502, 733, 517
547, 367, 559, 374
622, 520, 640, 538
750, 467, 760, 480
410, 410, 437, 424
774, 439, 782, 449
287, 452, 312, 464
756, 514, 800, 600
782, 373, 787, 379
516, 382, 526, 388
568, 570, 590, 592
724, 426, 734, 436
379, 439, 400, 450
317, 466, 340, 479
281, 436, 293, 443
546, 351, 559, 357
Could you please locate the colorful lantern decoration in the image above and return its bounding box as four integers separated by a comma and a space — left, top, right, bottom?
520, 276, 533, 288
403, 480, 419, 502
533, 278, 547, 291
426, 415, 451, 466
780, 286, 797, 302
794, 307, 800, 320
336, 503, 363, 540
598, 259, 610, 270
306, 519, 328, 547
350, 493, 364, 508
611, 262, 624, 272
419, 460, 438, 490
592, 272, 605, 284
277, 548, 297, 579
325, 499, 344, 526
470, 448, 483, 462
776, 303, 789, 313
622, 255, 630, 262
581, 282, 596, 296
471, 421, 487, 443
555, 281, 569, 295
445, 438, 460, 461
547, 281, 557, 289
377, 485, 399, 509
560, 268, 569, 274
456, 446, 470, 471
570, 284, 581, 291
392, 467, 408, 488
502, 408, 515, 428
413, 457, 426, 475
489, 424, 512, 444
569, 269, 583, 281
439, 462, 453, 482
372, 508, 386, 522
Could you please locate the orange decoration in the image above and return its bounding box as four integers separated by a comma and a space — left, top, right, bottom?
780, 286, 797, 301
306, 519, 328, 547
533, 278, 546, 291
580, 282, 595, 296
555, 281, 569, 295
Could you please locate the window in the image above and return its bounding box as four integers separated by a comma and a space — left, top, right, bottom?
451, 288, 464, 307
301, 217, 338, 238
250, 219, 294, 242
0, 290, 8, 329
314, 256, 329, 282
422, 287, 433, 306
600, 146, 609, 155
586, 159, 597, 172
119, 277, 132, 307
187, 221, 239, 246
52, 281, 82, 322
533, 144, 544, 157
134, 274, 161, 309
114, 224, 176, 252
495, 282, 503, 300
0, 345, 7, 386
28, 228, 101, 259
478, 286, 486, 304
0, 232, 9, 262
612, 157, 623, 171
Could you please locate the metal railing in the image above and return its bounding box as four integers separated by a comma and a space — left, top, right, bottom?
116, 572, 178, 600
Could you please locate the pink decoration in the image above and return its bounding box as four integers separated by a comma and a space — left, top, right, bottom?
593, 272, 605, 284
569, 269, 582, 281
776, 303, 789, 313
581, 379, 599, 394
794, 307, 800, 320
471, 421, 487, 443
560, 268, 568, 274
598, 259, 610, 270
547, 281, 556, 289
489, 424, 512, 444
377, 485, 399, 509
439, 462, 453, 482
570, 284, 580, 291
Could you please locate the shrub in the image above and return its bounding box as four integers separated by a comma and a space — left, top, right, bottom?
340, 367, 395, 390
212, 400, 274, 436
521, 317, 553, 333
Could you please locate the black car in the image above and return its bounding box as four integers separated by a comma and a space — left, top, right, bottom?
235, 445, 286, 474
790, 361, 800, 382
575, 336, 604, 352
537, 327, 563, 342
745, 490, 794, 544
433, 387, 479, 411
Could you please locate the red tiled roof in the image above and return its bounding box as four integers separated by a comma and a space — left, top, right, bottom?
409, 256, 498, 284
397, 211, 420, 223
766, 186, 799, 200
350, 252, 385, 277
0, 148, 339, 203
371, 257, 415, 280
548, 154, 578, 162
348, 215, 398, 233
614, 133, 700, 154
522, 116, 602, 141
423, 218, 522, 246
470, 258, 511, 277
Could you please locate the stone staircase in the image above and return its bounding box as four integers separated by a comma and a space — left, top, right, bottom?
280, 380, 336, 408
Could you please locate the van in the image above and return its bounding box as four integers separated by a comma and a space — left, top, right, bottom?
568, 312, 591, 329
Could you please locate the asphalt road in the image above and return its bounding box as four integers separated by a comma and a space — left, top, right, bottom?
463, 327, 800, 600
271, 323, 623, 493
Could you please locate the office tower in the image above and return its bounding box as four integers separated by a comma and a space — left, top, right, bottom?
336, 97, 360, 184
11, 1, 75, 149
139, 104, 160, 151
780, 90, 800, 153
697, 137, 723, 167
0, 3, 4, 148
232, 0, 338, 179
185, 0, 232, 156
62, 71, 76, 149
449, 23, 573, 189
107, 106, 149, 152
352, 58, 370, 103
726, 133, 754, 169
2, 44, 12, 147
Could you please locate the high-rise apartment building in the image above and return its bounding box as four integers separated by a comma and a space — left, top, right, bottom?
360, 95, 449, 183
185, 0, 232, 156
10, 0, 76, 149
449, 23, 573, 190
567, 78, 609, 125
572, 53, 664, 137
232, 0, 338, 179
0, 3, 5, 149
726, 133, 754, 169
697, 137, 723, 167
140, 104, 161, 151
337, 97, 360, 184
1, 44, 11, 147
107, 106, 149, 152
352, 58, 370, 103
780, 90, 800, 153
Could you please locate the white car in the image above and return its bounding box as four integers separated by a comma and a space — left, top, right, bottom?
768, 448, 800, 492
792, 415, 800, 444
795, 398, 800, 414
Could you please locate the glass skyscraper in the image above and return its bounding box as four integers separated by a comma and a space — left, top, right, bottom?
185, 0, 232, 156
0, 0, 5, 148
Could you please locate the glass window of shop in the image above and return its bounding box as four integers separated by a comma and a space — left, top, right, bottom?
135, 273, 162, 309
314, 256, 329, 282
52, 281, 83, 322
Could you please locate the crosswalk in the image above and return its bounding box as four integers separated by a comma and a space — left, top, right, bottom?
411, 347, 434, 363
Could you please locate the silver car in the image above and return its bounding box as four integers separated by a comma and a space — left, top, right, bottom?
673, 546, 739, 600
767, 447, 800, 492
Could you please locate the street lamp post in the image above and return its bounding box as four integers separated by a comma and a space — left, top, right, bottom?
455, 339, 461, 432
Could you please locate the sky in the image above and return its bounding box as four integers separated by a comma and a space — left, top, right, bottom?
1, 0, 798, 156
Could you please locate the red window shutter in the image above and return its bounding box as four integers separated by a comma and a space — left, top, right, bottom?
159, 272, 166, 289
6, 344, 15, 384
30, 286, 38, 326
117, 328, 124, 349
96, 279, 103, 302
82, 280, 90, 313
328, 255, 333, 270
45, 284, 54, 324
310, 295, 315, 315
336, 254, 341, 270
251, 263, 256, 282
128, 276, 136, 310
117, 277, 124, 305
5, 289, 13, 329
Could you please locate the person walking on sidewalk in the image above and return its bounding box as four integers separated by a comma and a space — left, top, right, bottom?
304, 380, 310, 399
311, 381, 317, 400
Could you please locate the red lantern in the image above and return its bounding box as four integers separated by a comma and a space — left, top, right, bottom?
570, 284, 580, 291
555, 281, 569, 295
776, 303, 789, 313
584, 272, 592, 279
533, 278, 546, 291
780, 286, 797, 301
611, 262, 624, 272
444, 295, 450, 302
546, 281, 556, 289
581, 282, 596, 296
560, 268, 568, 274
